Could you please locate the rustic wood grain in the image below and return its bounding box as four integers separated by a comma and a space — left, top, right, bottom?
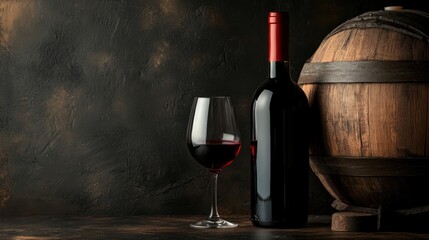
311, 29, 429, 62
331, 212, 378, 232
302, 83, 429, 157
298, 9, 429, 224
0, 215, 428, 240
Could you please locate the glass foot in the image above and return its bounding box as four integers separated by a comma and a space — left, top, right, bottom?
190, 219, 238, 229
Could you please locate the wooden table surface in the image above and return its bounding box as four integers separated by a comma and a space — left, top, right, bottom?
0, 215, 428, 239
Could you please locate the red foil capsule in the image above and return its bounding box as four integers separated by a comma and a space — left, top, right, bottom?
268, 12, 289, 62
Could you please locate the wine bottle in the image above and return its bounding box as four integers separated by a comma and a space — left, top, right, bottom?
250, 11, 309, 228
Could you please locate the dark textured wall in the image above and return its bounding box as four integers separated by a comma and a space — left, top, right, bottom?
0, 0, 427, 216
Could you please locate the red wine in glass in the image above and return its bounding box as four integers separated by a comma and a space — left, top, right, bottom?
186, 96, 241, 228
188, 139, 241, 174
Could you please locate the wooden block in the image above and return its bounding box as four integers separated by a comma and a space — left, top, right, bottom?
331, 212, 378, 232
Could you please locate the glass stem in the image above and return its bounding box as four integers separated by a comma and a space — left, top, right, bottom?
208, 173, 221, 221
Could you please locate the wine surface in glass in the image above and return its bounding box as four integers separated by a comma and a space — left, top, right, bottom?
188, 139, 241, 173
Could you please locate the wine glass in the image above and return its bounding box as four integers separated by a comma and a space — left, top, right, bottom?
186, 96, 241, 228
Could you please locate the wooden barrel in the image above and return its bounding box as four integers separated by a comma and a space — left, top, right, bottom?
298, 9, 429, 213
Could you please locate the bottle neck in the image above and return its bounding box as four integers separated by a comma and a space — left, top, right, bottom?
269, 61, 290, 79
268, 12, 290, 80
